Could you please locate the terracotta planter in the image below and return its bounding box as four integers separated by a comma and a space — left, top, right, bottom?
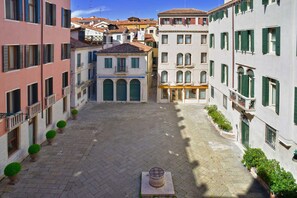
270, 192, 276, 198
8, 175, 18, 185
30, 153, 38, 162
58, 128, 64, 133
47, 138, 54, 145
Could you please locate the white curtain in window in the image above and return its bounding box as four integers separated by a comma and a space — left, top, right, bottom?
161, 71, 168, 83
177, 53, 183, 65
200, 71, 207, 83
185, 53, 191, 65
177, 71, 183, 83
185, 71, 191, 83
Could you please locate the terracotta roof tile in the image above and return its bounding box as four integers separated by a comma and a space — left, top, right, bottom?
98, 42, 152, 54
71, 38, 91, 48
158, 8, 207, 16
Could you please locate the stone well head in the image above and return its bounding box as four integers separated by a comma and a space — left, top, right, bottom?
149, 167, 165, 188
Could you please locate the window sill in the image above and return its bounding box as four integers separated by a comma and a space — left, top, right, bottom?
25, 65, 39, 69
4, 19, 21, 23
5, 69, 21, 73
44, 62, 54, 65
25, 22, 39, 25
265, 141, 276, 150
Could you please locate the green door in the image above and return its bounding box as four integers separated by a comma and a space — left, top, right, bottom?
130, 79, 140, 101
103, 79, 113, 101
116, 79, 127, 101
241, 120, 250, 148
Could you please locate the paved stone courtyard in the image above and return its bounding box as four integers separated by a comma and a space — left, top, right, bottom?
0, 101, 268, 198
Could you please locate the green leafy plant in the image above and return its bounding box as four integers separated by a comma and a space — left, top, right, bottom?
28, 144, 41, 154
4, 162, 21, 177
270, 168, 297, 197
242, 148, 267, 169
205, 105, 233, 132
46, 130, 56, 139
56, 120, 67, 129
71, 109, 78, 115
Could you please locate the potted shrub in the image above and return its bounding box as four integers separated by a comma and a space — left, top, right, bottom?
28, 144, 41, 162
4, 162, 21, 185
292, 150, 297, 162
71, 109, 78, 120
242, 148, 267, 170
46, 130, 56, 145
56, 120, 67, 133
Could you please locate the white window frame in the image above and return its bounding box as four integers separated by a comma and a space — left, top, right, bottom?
269, 28, 276, 54
265, 125, 276, 149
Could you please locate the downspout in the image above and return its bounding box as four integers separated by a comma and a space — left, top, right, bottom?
232, 2, 235, 89
40, 0, 44, 118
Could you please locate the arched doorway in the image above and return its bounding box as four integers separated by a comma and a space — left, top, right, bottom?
130, 79, 140, 101
103, 79, 113, 101
116, 79, 127, 101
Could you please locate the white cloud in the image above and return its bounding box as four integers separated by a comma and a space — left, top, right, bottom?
71, 6, 110, 17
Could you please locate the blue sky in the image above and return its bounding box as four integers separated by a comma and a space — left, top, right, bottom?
71, 0, 225, 19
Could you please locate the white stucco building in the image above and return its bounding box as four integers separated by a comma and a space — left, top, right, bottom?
96, 42, 153, 103
157, 8, 209, 103
208, 0, 297, 177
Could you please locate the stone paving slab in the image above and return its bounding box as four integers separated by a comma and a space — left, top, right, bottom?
0, 102, 268, 198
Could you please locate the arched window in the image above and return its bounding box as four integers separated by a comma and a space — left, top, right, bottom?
200, 71, 207, 83
177, 53, 183, 65
185, 53, 191, 65
247, 70, 255, 98
238, 67, 244, 94
161, 71, 168, 83
185, 71, 191, 83
176, 71, 183, 83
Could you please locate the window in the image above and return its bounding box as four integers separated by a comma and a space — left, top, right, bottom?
25, 0, 40, 23
199, 89, 206, 99
116, 35, 121, 41
2, 45, 23, 72
25, 45, 40, 67
236, 30, 254, 52
77, 92, 81, 99
185, 18, 194, 25
262, 27, 280, 56
161, 89, 168, 99
201, 35, 207, 44
177, 35, 183, 44
265, 125, 276, 149
28, 83, 38, 106
185, 35, 191, 44
45, 2, 56, 26
185, 53, 191, 65
221, 64, 228, 86
211, 86, 214, 98
45, 77, 53, 97
77, 53, 81, 67
131, 58, 139, 68
295, 87, 297, 125
88, 51, 92, 63
210, 34, 215, 48
63, 97, 67, 113
149, 30, 154, 34
62, 72, 68, 88
185, 89, 196, 99
177, 53, 183, 65
185, 71, 191, 83
83, 89, 87, 95
93, 51, 97, 62
46, 107, 52, 126
210, 61, 214, 77
77, 73, 81, 85
104, 58, 112, 68
5, 0, 23, 21
221, 32, 229, 50
200, 71, 207, 83
7, 89, 21, 114
161, 52, 168, 63
161, 35, 168, 44
61, 8, 71, 28
43, 44, 54, 64
176, 71, 183, 83
162, 18, 170, 25
61, 43, 71, 60
223, 95, 228, 109
173, 18, 182, 25
262, 77, 280, 114
203, 18, 207, 25
263, 0, 277, 5
161, 71, 168, 83
237, 67, 244, 94
117, 58, 126, 72
201, 53, 207, 63
8, 128, 19, 156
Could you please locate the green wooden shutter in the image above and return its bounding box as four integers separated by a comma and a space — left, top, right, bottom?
262, 0, 268, 5
221, 33, 224, 49
235, 31, 239, 50
226, 65, 228, 86
221, 64, 225, 83
241, 31, 246, 51
250, 0, 254, 9
226, 33, 229, 50
262, 28, 268, 54
235, 4, 239, 14
262, 76, 269, 106
294, 87, 297, 124
276, 80, 280, 115
242, 0, 247, 12
210, 34, 213, 48
225, 9, 228, 17
250, 30, 255, 52
242, 75, 249, 97
2, 46, 9, 72
276, 27, 281, 56
251, 77, 255, 98
210, 61, 213, 76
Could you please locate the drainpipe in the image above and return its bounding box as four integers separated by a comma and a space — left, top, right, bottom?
232, 2, 235, 89
40, 0, 44, 118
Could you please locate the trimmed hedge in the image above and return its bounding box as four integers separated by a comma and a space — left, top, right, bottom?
242, 148, 297, 197
46, 130, 56, 139
71, 109, 78, 115
28, 144, 41, 154
205, 105, 233, 132
4, 162, 21, 177
57, 120, 67, 129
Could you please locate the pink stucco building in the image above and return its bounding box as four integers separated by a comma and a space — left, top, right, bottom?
0, 0, 71, 175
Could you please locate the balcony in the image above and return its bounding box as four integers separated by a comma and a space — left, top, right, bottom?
27, 102, 41, 118
62, 86, 70, 96
6, 112, 24, 131
229, 88, 256, 113
114, 66, 128, 74
45, 94, 56, 108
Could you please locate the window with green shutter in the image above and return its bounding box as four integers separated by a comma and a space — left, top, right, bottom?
275, 27, 281, 56
235, 4, 239, 14
235, 31, 239, 50
262, 76, 269, 106
262, 0, 269, 5
241, 31, 248, 51
221, 33, 225, 49
250, 30, 255, 52
210, 61, 214, 77
241, 0, 247, 12
221, 64, 228, 86
262, 28, 268, 54
131, 58, 139, 68
294, 87, 297, 124
242, 75, 249, 97
276, 80, 280, 115
104, 58, 112, 68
